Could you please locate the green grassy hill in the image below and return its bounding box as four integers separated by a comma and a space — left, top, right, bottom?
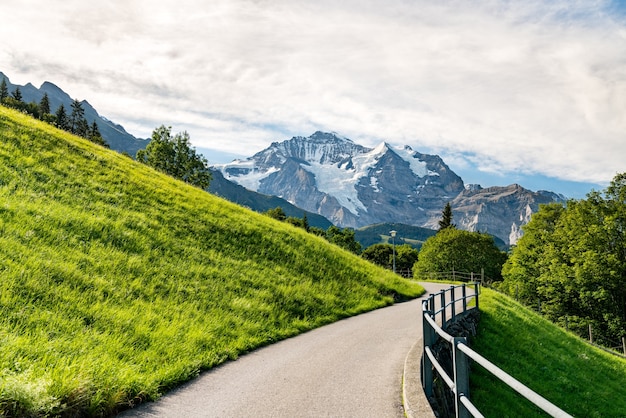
471, 288, 626, 417
0, 106, 424, 417
355, 223, 437, 249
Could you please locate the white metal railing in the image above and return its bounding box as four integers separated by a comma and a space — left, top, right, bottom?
421, 284, 573, 418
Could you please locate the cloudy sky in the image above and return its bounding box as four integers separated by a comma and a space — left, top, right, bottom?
1, 0, 625, 197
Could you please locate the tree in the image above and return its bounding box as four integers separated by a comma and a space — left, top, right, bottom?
11, 87, 22, 102
362, 243, 418, 271
326, 226, 362, 254
438, 202, 455, 231
266, 207, 287, 221
88, 120, 108, 147
39, 93, 51, 116
499, 203, 564, 305
69, 99, 87, 135
136, 125, 212, 189
55, 104, 69, 130
0, 77, 8, 102
40, 93, 51, 114
362, 244, 394, 268
414, 228, 506, 281
500, 173, 626, 346
396, 244, 419, 271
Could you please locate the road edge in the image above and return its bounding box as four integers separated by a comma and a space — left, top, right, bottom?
402, 337, 436, 418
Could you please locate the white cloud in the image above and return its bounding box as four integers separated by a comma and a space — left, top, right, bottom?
0, 0, 624, 185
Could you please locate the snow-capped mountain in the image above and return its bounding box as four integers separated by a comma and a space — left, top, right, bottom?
214, 132, 563, 245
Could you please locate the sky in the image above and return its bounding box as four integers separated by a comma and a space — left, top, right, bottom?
1, 0, 625, 198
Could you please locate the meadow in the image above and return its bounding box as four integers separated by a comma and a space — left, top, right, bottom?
0, 106, 424, 417
470, 288, 626, 417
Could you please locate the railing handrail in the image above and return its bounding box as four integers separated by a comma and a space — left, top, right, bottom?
421, 283, 573, 418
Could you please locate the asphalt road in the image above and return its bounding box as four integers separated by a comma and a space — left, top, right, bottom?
119, 283, 448, 418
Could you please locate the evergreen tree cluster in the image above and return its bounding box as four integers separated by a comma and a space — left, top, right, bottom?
0, 77, 107, 147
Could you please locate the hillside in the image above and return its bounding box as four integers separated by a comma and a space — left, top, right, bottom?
208, 168, 333, 229
470, 289, 626, 417
355, 223, 437, 249
0, 71, 148, 155
0, 106, 424, 417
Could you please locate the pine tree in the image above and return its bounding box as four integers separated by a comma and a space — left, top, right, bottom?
89, 120, 101, 138
11, 87, 22, 102
88, 120, 108, 147
69, 99, 85, 134
438, 202, 455, 231
75, 117, 90, 138
55, 104, 69, 130
39, 93, 51, 116
0, 77, 8, 101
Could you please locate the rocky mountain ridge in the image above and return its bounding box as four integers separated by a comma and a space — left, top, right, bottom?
214, 132, 564, 245
0, 71, 147, 155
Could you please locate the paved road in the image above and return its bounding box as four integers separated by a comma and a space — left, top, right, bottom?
119, 283, 448, 418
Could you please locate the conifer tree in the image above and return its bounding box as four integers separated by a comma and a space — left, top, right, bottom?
438, 202, 455, 231
0, 77, 8, 101
75, 117, 90, 138
11, 87, 22, 102
69, 99, 86, 134
55, 104, 69, 130
88, 120, 108, 148
39, 93, 51, 116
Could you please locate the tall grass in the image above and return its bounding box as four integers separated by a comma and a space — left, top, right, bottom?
470, 288, 626, 417
0, 106, 424, 417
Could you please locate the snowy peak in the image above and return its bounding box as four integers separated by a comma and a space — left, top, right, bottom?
257, 131, 369, 166
211, 131, 563, 245
213, 131, 465, 225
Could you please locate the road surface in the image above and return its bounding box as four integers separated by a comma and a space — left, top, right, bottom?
119, 283, 448, 417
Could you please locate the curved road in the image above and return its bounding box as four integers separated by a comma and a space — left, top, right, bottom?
119, 283, 447, 418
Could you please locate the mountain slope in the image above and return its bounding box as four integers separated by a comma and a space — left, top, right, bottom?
208, 169, 333, 229
216, 131, 464, 227
0, 106, 423, 417
214, 132, 563, 245
0, 71, 148, 155
447, 184, 563, 245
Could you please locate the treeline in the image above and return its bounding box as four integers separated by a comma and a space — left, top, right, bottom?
0, 77, 107, 147
265, 207, 362, 254
266, 204, 506, 280
498, 173, 626, 347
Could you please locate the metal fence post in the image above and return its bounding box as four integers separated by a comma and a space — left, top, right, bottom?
462, 284, 467, 313
440, 291, 447, 325
450, 285, 456, 319
453, 337, 471, 418
422, 305, 434, 397
474, 282, 479, 311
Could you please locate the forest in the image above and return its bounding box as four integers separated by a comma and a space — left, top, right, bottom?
498, 173, 626, 348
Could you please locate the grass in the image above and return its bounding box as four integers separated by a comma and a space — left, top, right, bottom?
0, 106, 424, 417
470, 288, 626, 417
